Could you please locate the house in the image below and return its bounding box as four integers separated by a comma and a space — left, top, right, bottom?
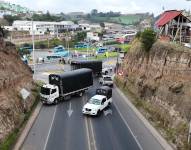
155, 10, 191, 43
86, 32, 100, 41
140, 19, 151, 31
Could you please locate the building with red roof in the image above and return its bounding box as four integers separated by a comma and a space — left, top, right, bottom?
155, 10, 191, 43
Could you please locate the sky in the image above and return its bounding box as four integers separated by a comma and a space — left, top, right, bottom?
3, 0, 191, 16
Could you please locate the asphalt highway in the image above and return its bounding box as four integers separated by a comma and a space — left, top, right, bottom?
21, 61, 165, 150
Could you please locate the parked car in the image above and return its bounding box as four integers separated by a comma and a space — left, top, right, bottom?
97, 47, 107, 54
82, 86, 112, 116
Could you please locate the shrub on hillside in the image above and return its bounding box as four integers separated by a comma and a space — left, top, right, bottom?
140, 29, 156, 52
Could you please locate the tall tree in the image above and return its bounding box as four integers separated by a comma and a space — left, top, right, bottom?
91, 9, 98, 16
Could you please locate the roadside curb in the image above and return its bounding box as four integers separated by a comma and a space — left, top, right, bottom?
13, 102, 42, 150
115, 87, 174, 150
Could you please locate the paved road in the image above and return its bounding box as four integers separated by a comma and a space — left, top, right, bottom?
22, 61, 165, 150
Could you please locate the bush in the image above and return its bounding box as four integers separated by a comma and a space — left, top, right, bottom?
140, 29, 156, 52
135, 31, 141, 39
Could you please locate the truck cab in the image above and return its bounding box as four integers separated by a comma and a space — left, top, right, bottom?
82, 86, 112, 116
40, 84, 59, 104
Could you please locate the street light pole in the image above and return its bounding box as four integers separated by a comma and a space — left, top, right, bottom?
32, 17, 35, 78
87, 40, 88, 60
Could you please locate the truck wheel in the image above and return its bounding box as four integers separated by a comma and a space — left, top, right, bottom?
54, 99, 58, 104
79, 91, 83, 97
97, 110, 101, 116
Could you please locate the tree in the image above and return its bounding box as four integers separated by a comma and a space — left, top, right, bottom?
75, 31, 87, 42
135, 31, 142, 39
100, 22, 105, 28
91, 9, 98, 16
3, 15, 21, 25
73, 20, 78, 24
140, 29, 156, 52
0, 18, 9, 26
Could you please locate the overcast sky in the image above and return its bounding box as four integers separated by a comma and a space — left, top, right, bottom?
3, 0, 191, 16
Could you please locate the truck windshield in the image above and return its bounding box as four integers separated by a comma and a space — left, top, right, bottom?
104, 77, 112, 81
41, 87, 50, 95
89, 98, 101, 105
96, 89, 107, 96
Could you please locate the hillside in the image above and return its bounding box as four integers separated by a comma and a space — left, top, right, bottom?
87, 14, 148, 25
117, 40, 191, 149
0, 29, 37, 146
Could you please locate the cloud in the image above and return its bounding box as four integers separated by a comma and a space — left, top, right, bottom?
3, 0, 191, 15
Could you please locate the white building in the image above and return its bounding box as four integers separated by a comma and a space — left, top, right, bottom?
11, 20, 76, 35
87, 32, 100, 41
79, 24, 91, 31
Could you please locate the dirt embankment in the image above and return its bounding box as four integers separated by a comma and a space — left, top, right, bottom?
0, 32, 36, 143
120, 40, 191, 149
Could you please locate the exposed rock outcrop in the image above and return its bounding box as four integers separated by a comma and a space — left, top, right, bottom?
0, 29, 35, 143
120, 40, 191, 149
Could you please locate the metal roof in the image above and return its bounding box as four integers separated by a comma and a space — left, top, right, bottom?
155, 10, 182, 27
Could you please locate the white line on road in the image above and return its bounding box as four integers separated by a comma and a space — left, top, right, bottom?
43, 105, 57, 150
89, 118, 97, 150
83, 94, 97, 150
83, 96, 91, 150
114, 102, 143, 150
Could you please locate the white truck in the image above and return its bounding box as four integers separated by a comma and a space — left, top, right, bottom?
99, 75, 113, 87
40, 68, 93, 104
82, 86, 112, 116
102, 67, 112, 75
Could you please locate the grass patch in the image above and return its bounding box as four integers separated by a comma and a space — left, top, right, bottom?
0, 84, 41, 150
74, 47, 96, 51
90, 52, 118, 60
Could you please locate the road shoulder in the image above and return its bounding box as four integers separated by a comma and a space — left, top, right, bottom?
13, 102, 42, 150
115, 86, 173, 150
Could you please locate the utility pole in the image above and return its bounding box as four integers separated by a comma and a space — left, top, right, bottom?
32, 17, 35, 78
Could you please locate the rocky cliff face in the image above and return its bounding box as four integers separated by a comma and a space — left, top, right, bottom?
0, 31, 35, 142
121, 40, 191, 149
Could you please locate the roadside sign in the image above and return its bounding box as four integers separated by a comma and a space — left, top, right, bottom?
20, 88, 30, 100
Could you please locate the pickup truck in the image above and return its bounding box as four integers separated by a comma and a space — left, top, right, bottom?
82, 86, 112, 116
99, 75, 113, 87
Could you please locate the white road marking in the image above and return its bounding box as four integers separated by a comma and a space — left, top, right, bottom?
89, 118, 97, 150
83, 96, 91, 150
114, 102, 143, 150
83, 95, 97, 150
43, 105, 57, 150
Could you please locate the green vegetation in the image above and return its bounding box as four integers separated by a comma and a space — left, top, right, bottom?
93, 52, 118, 60
86, 10, 150, 25
74, 31, 87, 42
0, 83, 41, 150
140, 29, 156, 52
110, 15, 142, 25
88, 15, 142, 25
32, 11, 65, 22
3, 15, 21, 25
117, 44, 131, 52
